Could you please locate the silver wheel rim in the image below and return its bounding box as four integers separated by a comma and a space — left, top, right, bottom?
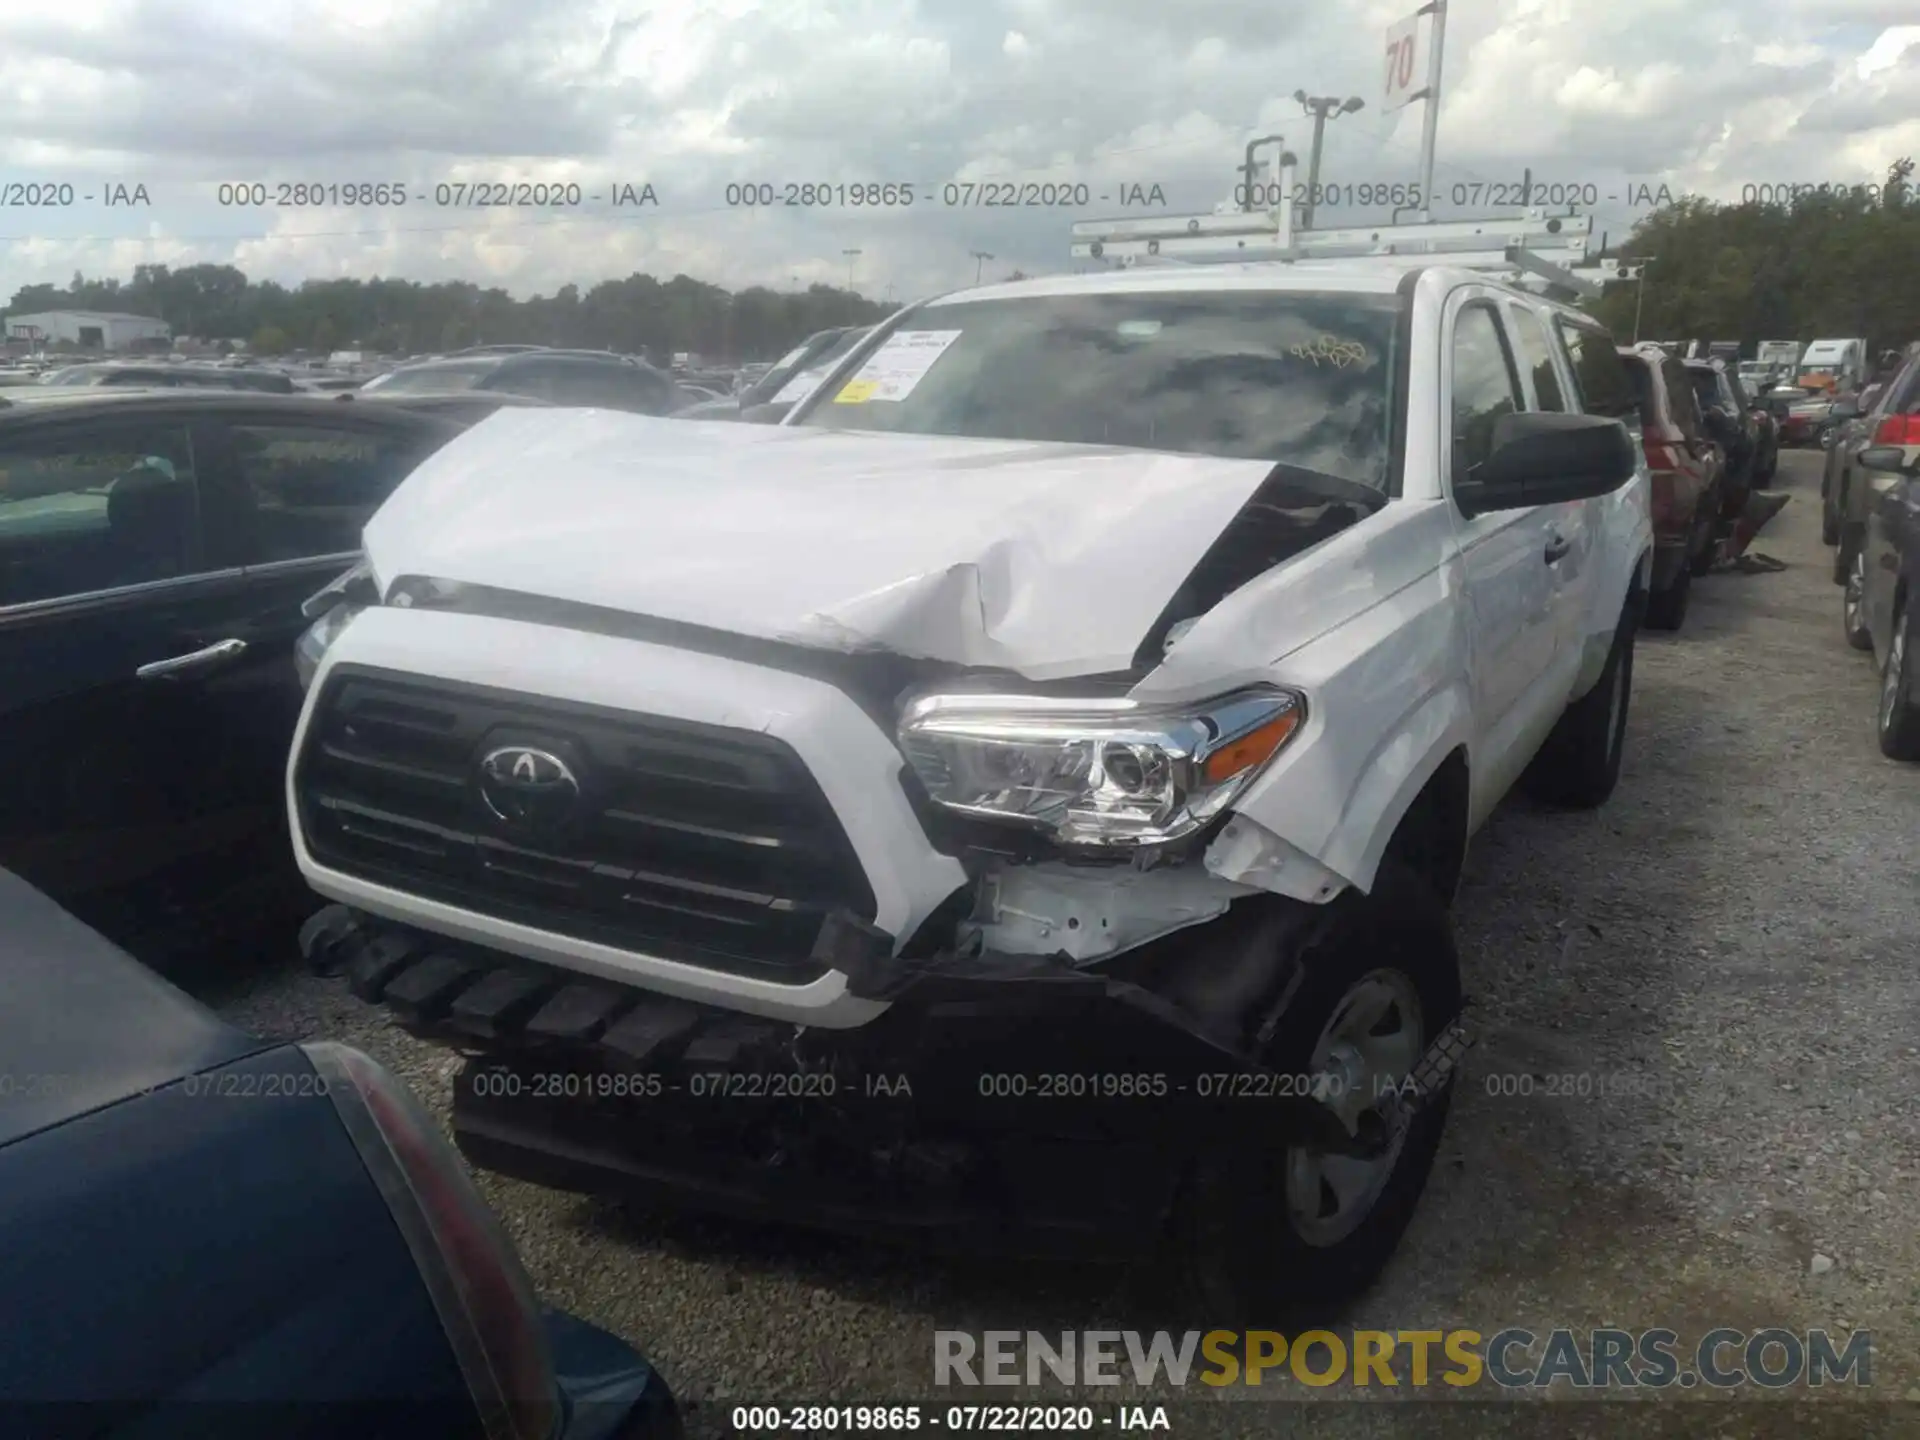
1884, 624, 1907, 733
1283, 969, 1424, 1247
1845, 551, 1867, 633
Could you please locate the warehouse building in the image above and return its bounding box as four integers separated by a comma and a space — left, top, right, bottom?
4, 309, 172, 351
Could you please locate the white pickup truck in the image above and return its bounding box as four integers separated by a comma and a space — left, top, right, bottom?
289, 262, 1651, 1309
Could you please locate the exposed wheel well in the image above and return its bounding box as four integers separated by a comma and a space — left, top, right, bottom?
1381, 747, 1469, 908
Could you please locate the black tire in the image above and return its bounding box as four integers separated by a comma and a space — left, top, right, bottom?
1821, 461, 1841, 544
1842, 542, 1874, 651
1687, 514, 1719, 578
1878, 597, 1920, 761
1758, 440, 1778, 485
1521, 600, 1634, 809
1186, 860, 1461, 1315
1644, 562, 1690, 631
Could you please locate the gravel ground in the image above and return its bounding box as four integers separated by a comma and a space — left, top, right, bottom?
208, 450, 1919, 1436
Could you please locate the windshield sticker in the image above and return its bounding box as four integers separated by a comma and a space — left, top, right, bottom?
772, 367, 828, 404
1291, 335, 1369, 368
1117, 320, 1163, 338
836, 329, 964, 402
833, 378, 879, 404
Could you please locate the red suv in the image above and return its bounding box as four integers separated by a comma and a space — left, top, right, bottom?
1619, 344, 1725, 630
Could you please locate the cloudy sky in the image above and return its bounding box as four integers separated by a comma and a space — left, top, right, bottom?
0, 0, 1915, 304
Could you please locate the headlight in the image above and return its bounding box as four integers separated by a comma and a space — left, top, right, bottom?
897, 687, 1304, 850
295, 559, 377, 691
294, 602, 363, 692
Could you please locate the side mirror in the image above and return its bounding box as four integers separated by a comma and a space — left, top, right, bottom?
1829, 400, 1859, 420
1858, 446, 1920, 477
1454, 412, 1637, 517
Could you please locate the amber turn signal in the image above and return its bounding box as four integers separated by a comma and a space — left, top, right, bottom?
1201, 708, 1302, 784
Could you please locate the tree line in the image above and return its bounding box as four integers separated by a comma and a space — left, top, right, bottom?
3, 265, 898, 363
1587, 159, 1917, 354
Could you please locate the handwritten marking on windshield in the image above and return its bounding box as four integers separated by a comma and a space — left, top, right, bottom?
1291, 336, 1368, 368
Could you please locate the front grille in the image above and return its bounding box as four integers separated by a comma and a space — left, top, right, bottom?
295, 666, 877, 980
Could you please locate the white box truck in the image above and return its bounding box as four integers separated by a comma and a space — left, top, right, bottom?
1798, 338, 1866, 392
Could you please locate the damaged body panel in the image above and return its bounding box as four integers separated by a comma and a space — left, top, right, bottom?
362, 412, 1337, 681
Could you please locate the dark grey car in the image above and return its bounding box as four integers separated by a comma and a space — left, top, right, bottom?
1834, 353, 1920, 649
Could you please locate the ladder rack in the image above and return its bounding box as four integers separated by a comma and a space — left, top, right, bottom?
1068, 158, 1634, 300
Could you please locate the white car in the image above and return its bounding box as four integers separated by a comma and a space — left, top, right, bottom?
288, 262, 1651, 1309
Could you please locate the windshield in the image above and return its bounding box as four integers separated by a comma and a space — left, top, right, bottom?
745, 331, 863, 407
359, 360, 494, 394
797, 291, 1402, 489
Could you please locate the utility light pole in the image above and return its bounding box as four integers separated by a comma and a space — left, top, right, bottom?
843, 249, 862, 289
971, 251, 993, 283
1294, 91, 1365, 231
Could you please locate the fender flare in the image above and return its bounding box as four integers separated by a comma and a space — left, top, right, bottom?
1218, 679, 1474, 900
1335, 680, 1476, 894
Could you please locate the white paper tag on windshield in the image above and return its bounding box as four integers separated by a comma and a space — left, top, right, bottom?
835, 329, 962, 403
772, 368, 827, 404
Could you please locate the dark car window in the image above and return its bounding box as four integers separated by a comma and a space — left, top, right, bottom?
1883, 359, 1920, 415
1555, 319, 1638, 419
98, 369, 172, 387
0, 423, 202, 606
362, 360, 496, 395
1511, 308, 1566, 411
223, 421, 441, 562
1664, 360, 1706, 440
1451, 303, 1522, 482
799, 294, 1402, 489
1621, 352, 1660, 430
497, 357, 676, 414
1684, 368, 1726, 421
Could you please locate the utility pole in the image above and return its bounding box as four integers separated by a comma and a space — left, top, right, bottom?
1632, 262, 1649, 342
1414, 0, 1448, 221
1238, 135, 1287, 210
971, 251, 993, 283
843, 249, 862, 289
1293, 91, 1366, 230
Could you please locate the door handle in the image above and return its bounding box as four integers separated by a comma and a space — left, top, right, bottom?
1544, 534, 1571, 564
137, 638, 248, 680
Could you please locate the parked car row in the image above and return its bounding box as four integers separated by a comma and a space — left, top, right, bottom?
1820, 343, 1920, 758
1619, 346, 1776, 630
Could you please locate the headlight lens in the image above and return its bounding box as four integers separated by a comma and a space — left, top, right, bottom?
294, 602, 364, 691
898, 686, 1304, 849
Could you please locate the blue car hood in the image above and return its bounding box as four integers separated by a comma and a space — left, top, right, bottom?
0, 867, 264, 1147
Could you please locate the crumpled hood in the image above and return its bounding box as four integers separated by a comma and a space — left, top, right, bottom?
363, 408, 1293, 678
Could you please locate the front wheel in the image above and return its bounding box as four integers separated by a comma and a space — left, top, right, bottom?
1520, 602, 1634, 808
1878, 600, 1920, 761
1842, 544, 1874, 651
1186, 861, 1461, 1313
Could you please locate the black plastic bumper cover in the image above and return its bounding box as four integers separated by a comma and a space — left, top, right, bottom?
304, 904, 1398, 1256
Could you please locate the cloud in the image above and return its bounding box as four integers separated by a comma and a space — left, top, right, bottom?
0, 0, 1909, 304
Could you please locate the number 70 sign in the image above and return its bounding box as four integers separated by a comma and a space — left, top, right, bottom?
1383, 12, 1425, 112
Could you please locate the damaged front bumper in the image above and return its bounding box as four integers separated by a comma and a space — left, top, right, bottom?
301, 903, 1467, 1258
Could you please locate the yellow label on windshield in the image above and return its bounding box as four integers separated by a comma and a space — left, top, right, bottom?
834, 379, 878, 403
